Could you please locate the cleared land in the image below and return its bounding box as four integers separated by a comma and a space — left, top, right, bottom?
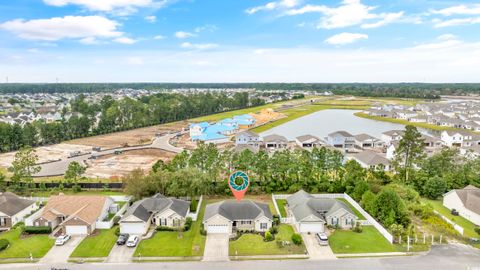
70, 227, 118, 258
329, 226, 397, 254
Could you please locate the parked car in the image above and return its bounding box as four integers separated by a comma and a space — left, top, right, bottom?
451, 209, 459, 216
116, 233, 129, 245
315, 233, 329, 246
126, 235, 139, 247
55, 235, 71, 246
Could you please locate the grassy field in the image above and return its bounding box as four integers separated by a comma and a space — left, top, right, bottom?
276, 199, 287, 217
336, 198, 366, 220
423, 199, 479, 238
0, 228, 54, 259
134, 200, 207, 257
354, 112, 463, 132
329, 226, 397, 254
70, 227, 118, 258
229, 224, 306, 256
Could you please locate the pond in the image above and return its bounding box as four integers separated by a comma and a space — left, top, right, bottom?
260, 109, 408, 140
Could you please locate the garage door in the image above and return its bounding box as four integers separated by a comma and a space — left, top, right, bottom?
66, 225, 88, 235
299, 223, 324, 233
207, 224, 229, 234
120, 222, 146, 235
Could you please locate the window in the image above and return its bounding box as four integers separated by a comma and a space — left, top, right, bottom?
260, 223, 267, 229
240, 221, 252, 225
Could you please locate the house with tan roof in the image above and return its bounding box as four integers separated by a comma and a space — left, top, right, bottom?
28, 195, 114, 235
443, 185, 480, 225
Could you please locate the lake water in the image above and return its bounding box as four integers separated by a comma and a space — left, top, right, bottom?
260, 109, 407, 140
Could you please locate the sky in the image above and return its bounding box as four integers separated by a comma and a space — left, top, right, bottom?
0, 0, 480, 83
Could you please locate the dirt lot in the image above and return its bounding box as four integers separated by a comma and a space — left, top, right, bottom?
67, 121, 186, 148
84, 149, 175, 179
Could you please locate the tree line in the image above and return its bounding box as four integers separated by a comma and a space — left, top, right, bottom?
0, 92, 258, 153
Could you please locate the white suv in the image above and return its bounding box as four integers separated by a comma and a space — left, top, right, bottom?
126, 235, 139, 247
315, 233, 329, 246
55, 235, 71, 246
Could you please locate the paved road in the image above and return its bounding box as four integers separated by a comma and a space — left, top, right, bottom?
34, 133, 184, 177
4, 244, 479, 270
39, 236, 85, 264
203, 234, 229, 261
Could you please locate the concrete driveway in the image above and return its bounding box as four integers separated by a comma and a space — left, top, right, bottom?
106, 242, 138, 263
40, 235, 85, 264
203, 234, 229, 261
302, 233, 336, 260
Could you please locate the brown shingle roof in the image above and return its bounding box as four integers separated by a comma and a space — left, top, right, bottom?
41, 195, 108, 224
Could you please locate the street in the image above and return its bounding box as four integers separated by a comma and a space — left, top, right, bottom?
2, 244, 479, 270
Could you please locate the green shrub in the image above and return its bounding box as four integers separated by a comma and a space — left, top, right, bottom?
475, 227, 480, 235
352, 222, 363, 233
190, 199, 198, 212
184, 217, 193, 231
12, 222, 24, 230
0, 239, 9, 251
269, 226, 278, 235
114, 227, 120, 236
264, 231, 274, 242
23, 226, 52, 234
291, 233, 302, 245
272, 215, 280, 226
156, 226, 176, 231
72, 184, 82, 193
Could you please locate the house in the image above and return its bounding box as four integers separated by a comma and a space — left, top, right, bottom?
443, 185, 480, 225
189, 122, 210, 137
0, 192, 37, 230
235, 130, 262, 148
120, 194, 190, 235
203, 200, 272, 234
29, 195, 115, 235
347, 150, 391, 171
233, 114, 256, 128
381, 130, 404, 145
441, 130, 473, 147
422, 135, 442, 148
393, 110, 417, 120
354, 134, 384, 149
286, 190, 358, 233
325, 131, 355, 148
295, 134, 324, 148
263, 134, 288, 149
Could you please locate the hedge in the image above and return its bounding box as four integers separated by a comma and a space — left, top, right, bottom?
156, 226, 176, 231
23, 226, 52, 234
0, 239, 9, 251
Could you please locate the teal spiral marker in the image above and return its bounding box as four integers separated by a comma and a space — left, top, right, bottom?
228, 171, 250, 201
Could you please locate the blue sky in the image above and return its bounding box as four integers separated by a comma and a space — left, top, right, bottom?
0, 0, 480, 83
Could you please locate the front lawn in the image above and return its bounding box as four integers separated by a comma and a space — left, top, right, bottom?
70, 227, 118, 258
276, 199, 287, 217
424, 199, 478, 238
0, 227, 54, 259
134, 200, 206, 257
229, 224, 306, 256
329, 226, 397, 254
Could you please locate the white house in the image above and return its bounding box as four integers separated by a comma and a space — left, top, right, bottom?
440, 130, 473, 147
381, 130, 404, 146
443, 185, 480, 226
0, 193, 38, 230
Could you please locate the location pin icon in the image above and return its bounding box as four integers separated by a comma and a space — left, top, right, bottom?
228, 171, 250, 202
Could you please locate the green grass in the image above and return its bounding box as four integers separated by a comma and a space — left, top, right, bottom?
229, 224, 306, 256
355, 112, 470, 132
0, 227, 54, 259
70, 227, 118, 258
336, 198, 366, 220
423, 199, 479, 238
329, 226, 397, 254
134, 200, 207, 257
276, 199, 287, 218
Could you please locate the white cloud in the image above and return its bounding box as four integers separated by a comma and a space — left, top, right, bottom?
432, 4, 480, 16
433, 17, 480, 28
246, 0, 298, 14
114, 37, 137, 44
0, 16, 122, 41
27, 48, 40, 53
437, 34, 457, 41
284, 0, 403, 29
412, 35, 463, 50
174, 31, 196, 39
180, 42, 218, 50
145, 15, 157, 23
194, 24, 218, 33
325, 32, 368, 45
43, 0, 167, 14
153, 35, 165, 40
79, 37, 100, 45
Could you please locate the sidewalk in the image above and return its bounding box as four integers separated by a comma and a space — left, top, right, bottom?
335, 252, 410, 258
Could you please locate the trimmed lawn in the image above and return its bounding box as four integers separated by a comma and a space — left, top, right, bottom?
336, 198, 366, 220
329, 226, 397, 254
229, 224, 306, 256
0, 228, 54, 259
70, 227, 118, 258
276, 199, 287, 217
424, 199, 478, 238
134, 200, 207, 257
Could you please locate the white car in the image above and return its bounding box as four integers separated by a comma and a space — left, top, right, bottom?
315, 233, 329, 246
126, 235, 139, 247
55, 235, 71, 246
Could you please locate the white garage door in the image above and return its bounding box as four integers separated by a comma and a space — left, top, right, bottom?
207, 224, 229, 234
120, 222, 146, 235
66, 225, 88, 235
299, 223, 324, 233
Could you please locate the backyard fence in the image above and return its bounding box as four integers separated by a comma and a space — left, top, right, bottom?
96, 200, 129, 229
434, 210, 464, 235
187, 195, 203, 221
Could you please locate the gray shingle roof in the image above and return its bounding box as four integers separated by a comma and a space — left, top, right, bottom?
452, 185, 480, 215
0, 192, 35, 216
263, 134, 288, 143
122, 194, 190, 222
328, 131, 353, 137
203, 200, 272, 222
351, 150, 390, 166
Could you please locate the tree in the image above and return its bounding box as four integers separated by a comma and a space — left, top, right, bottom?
393, 125, 425, 184
423, 176, 447, 199
64, 161, 86, 184
0, 171, 5, 191
371, 188, 409, 228
9, 147, 40, 184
